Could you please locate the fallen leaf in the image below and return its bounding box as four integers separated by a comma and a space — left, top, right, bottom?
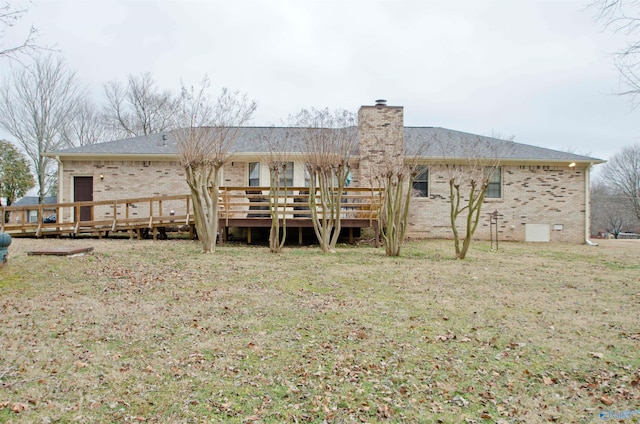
600, 395, 614, 405
542, 376, 554, 385
11, 403, 28, 413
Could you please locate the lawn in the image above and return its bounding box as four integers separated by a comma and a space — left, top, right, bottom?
0, 237, 639, 423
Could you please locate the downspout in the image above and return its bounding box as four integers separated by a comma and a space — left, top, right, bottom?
584, 162, 598, 246
55, 156, 64, 224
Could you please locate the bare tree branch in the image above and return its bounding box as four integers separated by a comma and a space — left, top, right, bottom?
600, 143, 640, 221
427, 135, 510, 259
260, 127, 295, 253
0, 1, 47, 63
292, 107, 357, 253
0, 54, 82, 202
104, 72, 180, 139
173, 76, 257, 253
590, 0, 640, 107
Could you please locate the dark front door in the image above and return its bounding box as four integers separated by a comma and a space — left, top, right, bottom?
74, 176, 93, 221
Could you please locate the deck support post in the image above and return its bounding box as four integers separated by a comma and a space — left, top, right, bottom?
218, 223, 225, 246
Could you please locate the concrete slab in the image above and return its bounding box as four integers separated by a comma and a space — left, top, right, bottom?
28, 246, 94, 256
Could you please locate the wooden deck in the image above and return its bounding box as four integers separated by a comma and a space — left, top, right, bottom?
0, 187, 381, 244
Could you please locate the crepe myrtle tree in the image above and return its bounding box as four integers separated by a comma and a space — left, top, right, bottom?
261, 128, 296, 253
372, 129, 427, 257
173, 77, 256, 253
375, 163, 419, 257
295, 108, 357, 253
430, 135, 507, 260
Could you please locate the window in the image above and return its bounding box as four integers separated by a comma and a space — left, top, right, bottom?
412, 166, 429, 197
248, 162, 260, 186
485, 167, 502, 198
279, 162, 294, 188
28, 210, 38, 223
304, 166, 311, 187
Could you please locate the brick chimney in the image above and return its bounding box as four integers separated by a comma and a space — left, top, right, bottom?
357, 100, 405, 187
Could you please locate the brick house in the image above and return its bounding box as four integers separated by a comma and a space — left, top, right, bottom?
48, 101, 604, 243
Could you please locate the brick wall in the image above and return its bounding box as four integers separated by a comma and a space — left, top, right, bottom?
357, 104, 404, 187
407, 164, 587, 243
223, 161, 246, 186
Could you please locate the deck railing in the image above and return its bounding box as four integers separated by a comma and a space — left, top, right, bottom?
218, 186, 380, 224
0, 187, 381, 237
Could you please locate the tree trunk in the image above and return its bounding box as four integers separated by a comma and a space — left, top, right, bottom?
269, 168, 287, 253
454, 181, 488, 260
185, 164, 218, 253
379, 172, 415, 257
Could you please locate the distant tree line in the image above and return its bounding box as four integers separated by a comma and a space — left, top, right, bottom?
589, 1, 640, 237
591, 144, 640, 238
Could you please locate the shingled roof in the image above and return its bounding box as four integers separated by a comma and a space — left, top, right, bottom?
50, 127, 603, 163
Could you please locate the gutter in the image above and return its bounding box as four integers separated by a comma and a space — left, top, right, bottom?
584, 162, 598, 246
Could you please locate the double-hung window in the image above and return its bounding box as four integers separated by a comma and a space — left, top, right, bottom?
484, 167, 502, 198
412, 166, 429, 197
248, 162, 260, 187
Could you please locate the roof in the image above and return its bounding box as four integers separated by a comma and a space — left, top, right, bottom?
13, 196, 58, 207
404, 127, 601, 162
49, 127, 603, 164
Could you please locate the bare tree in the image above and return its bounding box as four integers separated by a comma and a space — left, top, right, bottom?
371, 131, 424, 257
591, 178, 619, 237
262, 128, 293, 253
590, 0, 640, 107
0, 1, 40, 62
104, 72, 180, 139
375, 164, 417, 256
431, 136, 505, 259
294, 108, 357, 253
600, 143, 640, 221
173, 78, 256, 253
0, 54, 82, 202
65, 97, 108, 147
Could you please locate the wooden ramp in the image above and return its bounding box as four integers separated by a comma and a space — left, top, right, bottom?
1, 188, 381, 243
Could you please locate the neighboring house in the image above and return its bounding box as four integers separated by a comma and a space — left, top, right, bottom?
47, 101, 604, 243
11, 196, 58, 224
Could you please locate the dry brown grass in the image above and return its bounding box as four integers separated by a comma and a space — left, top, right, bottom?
0, 238, 639, 423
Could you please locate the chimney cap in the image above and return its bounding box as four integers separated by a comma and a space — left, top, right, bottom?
375, 99, 387, 106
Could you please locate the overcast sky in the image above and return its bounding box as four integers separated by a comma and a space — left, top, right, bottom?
2, 0, 639, 165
